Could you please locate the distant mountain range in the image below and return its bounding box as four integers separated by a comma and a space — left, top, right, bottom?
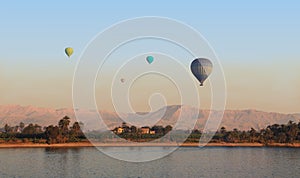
0, 105, 299, 131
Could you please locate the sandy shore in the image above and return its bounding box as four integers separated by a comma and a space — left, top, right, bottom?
0, 142, 299, 148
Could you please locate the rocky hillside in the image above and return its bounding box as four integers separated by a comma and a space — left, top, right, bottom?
0, 105, 299, 131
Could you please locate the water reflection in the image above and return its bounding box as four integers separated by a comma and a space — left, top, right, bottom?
0, 147, 299, 177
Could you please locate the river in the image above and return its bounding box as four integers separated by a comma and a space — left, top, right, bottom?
0, 147, 299, 177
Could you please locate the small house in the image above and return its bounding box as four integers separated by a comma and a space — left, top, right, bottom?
149, 130, 155, 135
117, 127, 124, 134
141, 127, 150, 134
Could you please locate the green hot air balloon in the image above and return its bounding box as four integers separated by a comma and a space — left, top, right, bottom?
190, 58, 213, 86
65, 47, 74, 58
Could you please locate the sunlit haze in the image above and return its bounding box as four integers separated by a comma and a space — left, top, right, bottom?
1, 1, 300, 113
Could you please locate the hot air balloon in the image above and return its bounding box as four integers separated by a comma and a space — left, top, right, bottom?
190, 58, 213, 86
65, 47, 73, 58
120, 78, 125, 83
146, 56, 154, 64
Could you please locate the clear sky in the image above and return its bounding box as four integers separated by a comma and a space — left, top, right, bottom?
0, 1, 299, 113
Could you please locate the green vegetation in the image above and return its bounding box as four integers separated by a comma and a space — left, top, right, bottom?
106, 121, 300, 144
187, 121, 300, 144
1, 116, 300, 145
110, 122, 173, 142
0, 116, 85, 144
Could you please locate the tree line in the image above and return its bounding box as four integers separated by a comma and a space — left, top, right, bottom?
0, 116, 85, 144
1, 117, 300, 144
188, 120, 300, 144
107, 120, 300, 144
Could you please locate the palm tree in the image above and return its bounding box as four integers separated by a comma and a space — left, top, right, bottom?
286, 121, 299, 143
4, 124, 11, 133
59, 116, 71, 130
45, 125, 60, 144
220, 127, 226, 134
263, 128, 274, 144
165, 125, 173, 134
19, 122, 25, 132
249, 128, 257, 143
58, 116, 71, 143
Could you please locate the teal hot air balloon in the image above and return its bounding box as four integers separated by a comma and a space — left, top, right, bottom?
146, 56, 154, 64
190, 58, 213, 86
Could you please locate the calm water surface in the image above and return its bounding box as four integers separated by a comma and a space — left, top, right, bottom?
0, 147, 299, 178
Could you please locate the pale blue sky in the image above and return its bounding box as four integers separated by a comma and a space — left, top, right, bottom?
1, 1, 299, 63
0, 1, 300, 112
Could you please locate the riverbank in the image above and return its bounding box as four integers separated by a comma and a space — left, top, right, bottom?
0, 142, 299, 148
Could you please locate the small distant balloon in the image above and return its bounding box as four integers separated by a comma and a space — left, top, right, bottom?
146, 56, 154, 64
120, 78, 125, 83
65, 47, 74, 58
190, 58, 213, 86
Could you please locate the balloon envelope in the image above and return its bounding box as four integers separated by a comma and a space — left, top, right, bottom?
146, 56, 154, 64
190, 58, 213, 86
65, 47, 74, 57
